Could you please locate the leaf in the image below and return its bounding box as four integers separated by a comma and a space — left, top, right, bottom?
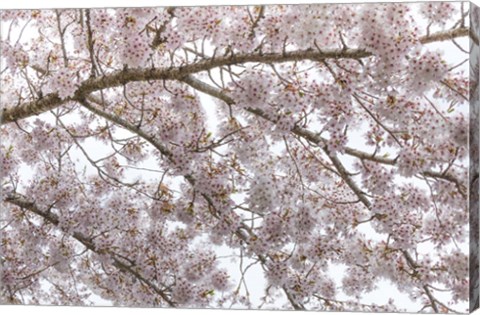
113, 106, 124, 116
386, 95, 397, 106
184, 95, 196, 100
5, 145, 14, 158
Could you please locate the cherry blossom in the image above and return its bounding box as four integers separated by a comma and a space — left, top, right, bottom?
0, 2, 475, 313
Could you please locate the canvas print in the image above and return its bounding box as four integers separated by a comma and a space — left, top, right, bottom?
0, 1, 478, 313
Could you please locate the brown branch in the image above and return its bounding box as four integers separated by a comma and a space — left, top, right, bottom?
55, 10, 69, 68
324, 149, 372, 207
320, 149, 441, 313
3, 192, 176, 307
85, 9, 98, 77
77, 98, 306, 310
401, 250, 440, 313
248, 6, 265, 38
2, 66, 193, 125
423, 170, 466, 199
1, 94, 63, 124
151, 7, 176, 49
440, 79, 469, 102
1, 27, 468, 125
180, 75, 465, 311
419, 27, 469, 45
352, 94, 403, 147
319, 143, 441, 313
180, 75, 464, 190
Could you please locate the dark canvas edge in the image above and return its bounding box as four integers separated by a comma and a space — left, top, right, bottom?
470, 1, 480, 313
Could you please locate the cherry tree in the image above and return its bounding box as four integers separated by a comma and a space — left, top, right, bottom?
0, 2, 475, 312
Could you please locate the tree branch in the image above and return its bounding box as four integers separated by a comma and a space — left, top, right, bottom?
3, 192, 176, 307
151, 7, 176, 49
77, 97, 306, 310
1, 27, 468, 125
55, 10, 69, 68
419, 27, 469, 45
180, 74, 462, 312
85, 9, 99, 77
180, 75, 465, 191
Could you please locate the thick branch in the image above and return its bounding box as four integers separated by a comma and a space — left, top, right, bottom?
1, 94, 63, 124
1, 27, 468, 125
419, 27, 469, 45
